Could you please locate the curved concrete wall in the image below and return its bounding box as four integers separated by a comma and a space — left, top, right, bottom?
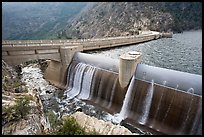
65, 60, 127, 114
64, 52, 202, 135
72, 52, 119, 73
124, 77, 202, 135
135, 64, 202, 96
2, 32, 160, 66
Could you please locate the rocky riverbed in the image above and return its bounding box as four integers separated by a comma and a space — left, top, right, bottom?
2, 60, 50, 135
2, 60, 151, 135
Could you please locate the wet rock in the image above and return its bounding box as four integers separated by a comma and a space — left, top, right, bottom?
45, 90, 52, 94
75, 107, 82, 112
14, 88, 20, 93
14, 64, 23, 78
120, 120, 151, 135
2, 60, 18, 80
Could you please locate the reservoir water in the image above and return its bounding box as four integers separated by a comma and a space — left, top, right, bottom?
87, 30, 202, 75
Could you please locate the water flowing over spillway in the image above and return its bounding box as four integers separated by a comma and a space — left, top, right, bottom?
65, 62, 95, 100
115, 76, 136, 123
64, 60, 126, 114
138, 80, 154, 125
64, 53, 202, 135
119, 64, 202, 135
122, 78, 202, 135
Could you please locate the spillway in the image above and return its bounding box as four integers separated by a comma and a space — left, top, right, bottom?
64, 52, 127, 114
64, 52, 202, 135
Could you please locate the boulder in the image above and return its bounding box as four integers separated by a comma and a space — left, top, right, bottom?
70, 111, 138, 135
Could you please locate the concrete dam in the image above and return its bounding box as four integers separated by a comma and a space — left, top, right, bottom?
2, 32, 201, 135
54, 52, 201, 135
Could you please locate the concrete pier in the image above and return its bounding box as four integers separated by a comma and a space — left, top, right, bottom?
44, 60, 66, 89
119, 51, 142, 88
44, 46, 82, 89
2, 31, 160, 88
160, 32, 173, 38
2, 31, 160, 67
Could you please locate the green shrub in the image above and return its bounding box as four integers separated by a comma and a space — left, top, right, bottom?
47, 111, 98, 135
14, 96, 31, 119
2, 96, 31, 124
56, 116, 86, 135
46, 111, 62, 130
13, 80, 22, 88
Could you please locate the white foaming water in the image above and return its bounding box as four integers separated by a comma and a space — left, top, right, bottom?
163, 81, 167, 86
187, 88, 194, 94
77, 65, 96, 100
113, 76, 136, 123
65, 63, 87, 99
175, 84, 179, 89
64, 63, 76, 96
138, 80, 154, 125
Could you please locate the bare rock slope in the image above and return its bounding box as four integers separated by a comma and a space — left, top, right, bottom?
64, 2, 201, 39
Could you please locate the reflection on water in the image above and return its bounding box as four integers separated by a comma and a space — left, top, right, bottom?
87, 30, 202, 75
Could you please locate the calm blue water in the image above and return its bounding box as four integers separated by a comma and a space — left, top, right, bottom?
88, 30, 202, 75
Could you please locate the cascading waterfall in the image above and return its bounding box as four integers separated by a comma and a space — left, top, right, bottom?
138, 80, 154, 125
114, 76, 136, 123
64, 60, 125, 114
65, 63, 87, 99
78, 66, 95, 100
65, 63, 96, 100
65, 61, 78, 90
63, 54, 202, 135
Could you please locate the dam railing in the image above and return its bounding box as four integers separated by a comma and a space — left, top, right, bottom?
2, 31, 201, 135
2, 31, 160, 66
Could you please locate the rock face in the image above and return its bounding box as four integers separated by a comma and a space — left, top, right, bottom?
2, 2, 201, 40
2, 60, 50, 135
70, 112, 138, 135
64, 2, 174, 39
64, 2, 201, 39
2, 92, 50, 135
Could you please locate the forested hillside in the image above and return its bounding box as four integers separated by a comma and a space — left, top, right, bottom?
64, 2, 202, 38
2, 2, 87, 40
2, 2, 202, 40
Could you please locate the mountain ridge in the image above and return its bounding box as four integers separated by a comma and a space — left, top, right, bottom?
2, 2, 202, 40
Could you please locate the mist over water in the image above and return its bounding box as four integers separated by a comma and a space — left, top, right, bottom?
88, 30, 202, 75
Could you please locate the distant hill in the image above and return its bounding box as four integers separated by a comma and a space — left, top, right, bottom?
2, 2, 202, 40
63, 2, 202, 39
2, 2, 88, 40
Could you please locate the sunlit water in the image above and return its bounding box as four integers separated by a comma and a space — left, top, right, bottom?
87, 30, 202, 75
